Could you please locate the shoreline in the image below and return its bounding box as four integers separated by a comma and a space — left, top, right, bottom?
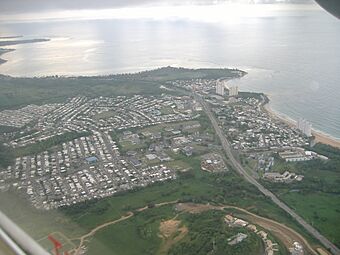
0, 48, 16, 66
0, 38, 50, 67
262, 97, 340, 149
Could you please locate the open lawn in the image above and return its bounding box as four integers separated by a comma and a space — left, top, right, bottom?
280, 192, 340, 248
86, 206, 175, 255
263, 144, 340, 247
93, 110, 116, 120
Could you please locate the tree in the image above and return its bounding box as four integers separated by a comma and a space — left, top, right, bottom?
0, 143, 14, 168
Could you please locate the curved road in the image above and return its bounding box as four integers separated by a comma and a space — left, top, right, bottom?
196, 95, 340, 255
73, 200, 178, 255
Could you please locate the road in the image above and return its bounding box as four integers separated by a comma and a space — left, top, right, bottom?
73, 200, 178, 255
196, 95, 340, 255
176, 202, 318, 255
74, 212, 134, 255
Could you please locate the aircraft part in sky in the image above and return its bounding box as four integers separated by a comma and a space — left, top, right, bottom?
315, 0, 340, 18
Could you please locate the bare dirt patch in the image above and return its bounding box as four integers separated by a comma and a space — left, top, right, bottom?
175, 202, 215, 214
160, 219, 181, 238
316, 248, 332, 255
158, 218, 188, 255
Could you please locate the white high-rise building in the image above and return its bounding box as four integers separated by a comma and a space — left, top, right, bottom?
229, 85, 239, 97
297, 118, 312, 137
216, 81, 225, 96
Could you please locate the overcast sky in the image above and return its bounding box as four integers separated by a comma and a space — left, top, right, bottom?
0, 0, 314, 14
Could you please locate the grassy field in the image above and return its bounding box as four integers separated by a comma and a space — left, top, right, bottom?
281, 192, 340, 247
87, 205, 175, 255
93, 110, 116, 120
0, 160, 322, 254
262, 144, 340, 247
86, 204, 271, 255
169, 210, 264, 255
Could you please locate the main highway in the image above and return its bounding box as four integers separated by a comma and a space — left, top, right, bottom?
196, 94, 340, 255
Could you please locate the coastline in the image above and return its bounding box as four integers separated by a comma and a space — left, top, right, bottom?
0, 48, 15, 66
0, 38, 49, 67
262, 96, 340, 149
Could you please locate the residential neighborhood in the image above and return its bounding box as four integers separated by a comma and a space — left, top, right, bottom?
0, 93, 217, 209
0, 78, 328, 209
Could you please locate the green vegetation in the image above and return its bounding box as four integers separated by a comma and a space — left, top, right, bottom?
122, 66, 246, 82
238, 91, 265, 101
87, 205, 175, 255
0, 67, 330, 254
0, 67, 243, 110
0, 157, 320, 254
196, 112, 216, 136
93, 110, 116, 120
0, 38, 50, 47
0, 125, 20, 134
281, 192, 340, 246
263, 144, 340, 247
14, 131, 91, 157
0, 77, 163, 110
0, 191, 84, 240
169, 210, 263, 255
0, 143, 14, 168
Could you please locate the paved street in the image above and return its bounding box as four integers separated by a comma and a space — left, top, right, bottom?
197, 94, 340, 255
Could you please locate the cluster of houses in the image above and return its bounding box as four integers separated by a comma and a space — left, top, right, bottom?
247, 147, 328, 183
0, 78, 326, 210
166, 71, 244, 94
116, 121, 216, 170
278, 148, 328, 162
168, 78, 324, 187
255, 154, 275, 172
0, 94, 203, 207
0, 103, 59, 128
169, 78, 311, 153
0, 130, 176, 209
211, 97, 310, 151
263, 171, 304, 183
290, 242, 305, 255
224, 214, 280, 255
2, 95, 197, 148
200, 153, 227, 173
0, 93, 216, 209
227, 233, 248, 246
167, 78, 219, 94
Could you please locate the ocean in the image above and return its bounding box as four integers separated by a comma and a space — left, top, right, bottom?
0, 6, 339, 138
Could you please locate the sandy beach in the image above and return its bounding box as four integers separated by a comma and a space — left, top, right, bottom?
263, 100, 340, 149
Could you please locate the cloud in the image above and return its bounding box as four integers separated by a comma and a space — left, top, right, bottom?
0, 0, 313, 14
0, 2, 319, 25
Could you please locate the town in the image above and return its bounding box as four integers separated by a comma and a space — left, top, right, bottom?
166, 78, 328, 182
0, 78, 325, 209
0, 94, 222, 209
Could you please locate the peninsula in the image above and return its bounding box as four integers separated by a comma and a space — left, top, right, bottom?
0, 37, 50, 66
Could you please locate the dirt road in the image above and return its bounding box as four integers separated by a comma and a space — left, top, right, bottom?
73, 200, 178, 255
176, 202, 318, 255
71, 199, 320, 255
